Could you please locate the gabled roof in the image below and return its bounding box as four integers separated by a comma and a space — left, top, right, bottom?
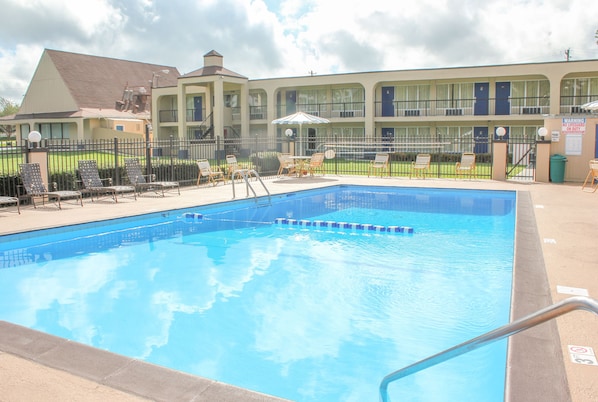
181, 50, 246, 79
25, 49, 181, 112
182, 65, 247, 80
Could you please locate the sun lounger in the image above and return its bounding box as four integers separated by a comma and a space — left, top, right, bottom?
19, 163, 83, 209
124, 158, 179, 196
78, 160, 136, 202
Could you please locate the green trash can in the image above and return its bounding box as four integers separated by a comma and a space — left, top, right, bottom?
550, 154, 567, 183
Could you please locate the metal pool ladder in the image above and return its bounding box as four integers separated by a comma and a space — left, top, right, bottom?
379, 296, 598, 402
231, 168, 270, 202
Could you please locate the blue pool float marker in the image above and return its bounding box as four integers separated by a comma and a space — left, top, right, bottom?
183, 212, 203, 221
274, 218, 413, 234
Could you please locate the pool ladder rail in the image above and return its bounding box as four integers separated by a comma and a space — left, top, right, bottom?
379, 296, 598, 402
231, 168, 271, 203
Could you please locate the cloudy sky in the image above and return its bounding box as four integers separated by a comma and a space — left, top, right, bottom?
1, 0, 597, 103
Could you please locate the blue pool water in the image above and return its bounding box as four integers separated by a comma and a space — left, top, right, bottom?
0, 185, 516, 401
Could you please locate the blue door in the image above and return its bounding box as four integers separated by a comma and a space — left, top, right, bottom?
193, 96, 202, 121
381, 87, 394, 117
381, 128, 394, 151
473, 127, 489, 154
474, 83, 489, 115
286, 91, 297, 115
495, 82, 511, 115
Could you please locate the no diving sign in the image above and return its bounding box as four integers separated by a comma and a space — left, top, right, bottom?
568, 345, 598, 366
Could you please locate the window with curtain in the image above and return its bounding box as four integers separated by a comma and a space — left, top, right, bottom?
436, 126, 475, 153
331, 87, 364, 112
561, 77, 598, 106
511, 80, 550, 107
394, 127, 432, 152
297, 89, 326, 114
395, 84, 430, 110
436, 83, 474, 109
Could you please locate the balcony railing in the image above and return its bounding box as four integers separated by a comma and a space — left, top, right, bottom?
158, 95, 598, 124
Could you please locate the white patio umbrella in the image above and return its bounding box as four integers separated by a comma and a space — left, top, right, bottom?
581, 100, 598, 111
272, 111, 330, 155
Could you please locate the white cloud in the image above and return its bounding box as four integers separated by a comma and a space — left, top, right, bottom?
0, 0, 596, 103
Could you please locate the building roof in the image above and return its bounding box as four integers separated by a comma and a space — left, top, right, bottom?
22, 49, 181, 114
181, 65, 247, 79
181, 50, 246, 79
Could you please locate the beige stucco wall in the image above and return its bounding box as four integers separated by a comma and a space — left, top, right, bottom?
92, 127, 145, 141
545, 117, 598, 182
19, 52, 78, 114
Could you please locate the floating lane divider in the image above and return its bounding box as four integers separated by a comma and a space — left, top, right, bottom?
274, 218, 414, 234
183, 212, 204, 221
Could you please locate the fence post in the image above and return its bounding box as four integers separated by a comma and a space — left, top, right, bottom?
535, 139, 551, 182
114, 137, 121, 185
216, 136, 221, 165
145, 124, 152, 176
492, 139, 508, 181
169, 135, 174, 181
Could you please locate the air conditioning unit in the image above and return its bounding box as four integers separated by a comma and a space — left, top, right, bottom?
570, 106, 582, 114
340, 111, 354, 117
521, 107, 541, 114
445, 108, 463, 116
404, 109, 420, 117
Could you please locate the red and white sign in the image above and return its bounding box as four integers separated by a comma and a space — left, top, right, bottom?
562, 118, 586, 135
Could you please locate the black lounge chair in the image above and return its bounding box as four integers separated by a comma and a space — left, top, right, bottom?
78, 160, 136, 202
124, 158, 180, 196
0, 196, 20, 214
19, 163, 82, 209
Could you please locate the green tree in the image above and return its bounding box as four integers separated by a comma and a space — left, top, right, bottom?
0, 97, 19, 143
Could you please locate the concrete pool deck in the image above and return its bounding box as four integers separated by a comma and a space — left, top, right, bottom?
0, 176, 596, 401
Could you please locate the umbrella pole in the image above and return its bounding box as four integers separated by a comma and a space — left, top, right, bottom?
300, 123, 302, 155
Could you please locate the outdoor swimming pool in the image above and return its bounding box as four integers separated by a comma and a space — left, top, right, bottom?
0, 185, 516, 401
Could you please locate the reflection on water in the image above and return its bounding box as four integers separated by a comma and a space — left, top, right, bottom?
0, 186, 515, 401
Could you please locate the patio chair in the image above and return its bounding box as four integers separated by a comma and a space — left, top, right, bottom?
455, 152, 476, 179
225, 154, 253, 181
410, 153, 431, 179
78, 160, 136, 202
124, 158, 180, 196
277, 153, 296, 176
307, 153, 325, 176
0, 196, 20, 214
197, 159, 227, 186
581, 159, 598, 192
368, 153, 390, 177
19, 163, 83, 209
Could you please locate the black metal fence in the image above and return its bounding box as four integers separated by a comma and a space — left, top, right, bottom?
0, 134, 497, 198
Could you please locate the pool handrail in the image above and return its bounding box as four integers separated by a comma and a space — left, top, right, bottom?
379, 296, 598, 402
231, 168, 271, 202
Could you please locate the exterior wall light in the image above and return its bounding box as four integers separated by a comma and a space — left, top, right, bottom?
28, 130, 42, 148
495, 127, 506, 139
537, 127, 548, 141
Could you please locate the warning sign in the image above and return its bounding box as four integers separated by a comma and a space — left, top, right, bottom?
562, 118, 586, 135
568, 345, 598, 366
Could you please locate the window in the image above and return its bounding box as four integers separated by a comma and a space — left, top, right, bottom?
297, 89, 327, 115
331, 87, 364, 116
33, 122, 75, 140
511, 80, 550, 108
436, 126, 475, 153
436, 83, 474, 109
561, 77, 598, 106
116, 125, 124, 131
395, 84, 430, 111
394, 127, 432, 153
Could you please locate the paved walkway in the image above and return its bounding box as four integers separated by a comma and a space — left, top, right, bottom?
0, 176, 596, 401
